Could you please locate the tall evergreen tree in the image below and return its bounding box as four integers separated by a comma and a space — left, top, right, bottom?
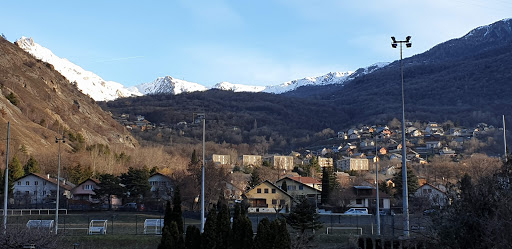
23, 156, 40, 175
321, 167, 330, 204
248, 170, 261, 190
171, 187, 184, 235
309, 155, 321, 175
8, 155, 23, 195
185, 225, 201, 249
271, 218, 291, 249
281, 181, 288, 192
284, 196, 323, 234
232, 203, 254, 249
159, 221, 184, 249
120, 167, 151, 200
254, 218, 272, 249
202, 208, 217, 249
95, 173, 125, 210
392, 165, 420, 198
216, 199, 232, 249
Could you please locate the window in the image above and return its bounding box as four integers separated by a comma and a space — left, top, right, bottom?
26, 181, 30, 185
287, 186, 296, 191
299, 185, 304, 190
356, 199, 363, 204
17, 181, 21, 185
272, 189, 276, 193
43, 182, 47, 186
34, 181, 39, 185
264, 188, 269, 193
272, 199, 278, 205
257, 188, 261, 193
84, 185, 94, 190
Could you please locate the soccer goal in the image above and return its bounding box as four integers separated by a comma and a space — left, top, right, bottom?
326, 226, 363, 235
88, 220, 108, 235
144, 219, 164, 234
26, 220, 54, 231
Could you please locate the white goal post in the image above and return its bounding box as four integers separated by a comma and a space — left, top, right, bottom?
88, 220, 108, 235
144, 219, 164, 234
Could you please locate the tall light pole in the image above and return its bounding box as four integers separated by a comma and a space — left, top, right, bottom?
391, 36, 411, 237
374, 131, 381, 236
3, 122, 10, 233
55, 136, 65, 235
193, 113, 206, 233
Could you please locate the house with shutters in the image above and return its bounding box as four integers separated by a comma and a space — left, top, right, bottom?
13, 173, 74, 207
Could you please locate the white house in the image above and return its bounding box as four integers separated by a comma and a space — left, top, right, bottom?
14, 173, 73, 206
414, 183, 448, 207
149, 173, 174, 199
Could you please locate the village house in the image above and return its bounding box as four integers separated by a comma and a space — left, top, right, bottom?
244, 180, 293, 213
149, 173, 174, 199
318, 157, 334, 168
414, 183, 449, 208
276, 177, 321, 205
13, 173, 74, 207
347, 186, 391, 212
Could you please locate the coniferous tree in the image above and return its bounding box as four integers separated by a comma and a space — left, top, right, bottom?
95, 173, 125, 210
254, 218, 272, 249
240, 216, 254, 249
8, 155, 23, 195
285, 196, 323, 234
216, 199, 232, 248
23, 156, 40, 175
248, 170, 261, 190
202, 208, 217, 249
185, 225, 201, 249
281, 180, 288, 192
171, 187, 184, 235
232, 203, 254, 249
321, 167, 330, 204
271, 218, 291, 249
392, 165, 419, 198
120, 167, 151, 200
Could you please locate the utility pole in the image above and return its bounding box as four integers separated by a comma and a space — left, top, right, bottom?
3, 122, 9, 233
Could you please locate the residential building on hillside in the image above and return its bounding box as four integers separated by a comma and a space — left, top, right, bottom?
149, 173, 174, 199
337, 157, 369, 171
318, 157, 334, 168
414, 183, 448, 208
14, 173, 73, 207
242, 155, 262, 166
212, 154, 231, 165
346, 186, 391, 212
71, 178, 100, 203
276, 177, 321, 205
244, 180, 293, 213
272, 155, 294, 171
288, 176, 322, 191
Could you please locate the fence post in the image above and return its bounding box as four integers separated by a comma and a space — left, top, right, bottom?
136, 215, 138, 235
112, 215, 114, 235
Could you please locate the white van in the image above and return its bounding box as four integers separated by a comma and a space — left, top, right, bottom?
343, 208, 369, 215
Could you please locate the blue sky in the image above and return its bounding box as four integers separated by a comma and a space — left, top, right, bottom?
1, 0, 511, 87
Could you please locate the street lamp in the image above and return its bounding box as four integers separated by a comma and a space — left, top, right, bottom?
3, 122, 10, 233
55, 136, 65, 235
193, 113, 206, 233
391, 36, 411, 237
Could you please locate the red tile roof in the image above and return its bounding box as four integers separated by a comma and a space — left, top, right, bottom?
289, 176, 320, 184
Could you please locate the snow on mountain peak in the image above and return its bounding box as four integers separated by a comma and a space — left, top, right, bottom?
213, 82, 266, 92
135, 76, 208, 95
15, 37, 142, 101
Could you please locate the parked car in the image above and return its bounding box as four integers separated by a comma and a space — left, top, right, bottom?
344, 208, 369, 215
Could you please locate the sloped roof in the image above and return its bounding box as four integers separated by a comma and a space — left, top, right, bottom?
18, 173, 73, 190
289, 176, 320, 184
245, 180, 294, 199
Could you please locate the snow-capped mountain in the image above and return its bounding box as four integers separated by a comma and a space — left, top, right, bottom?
135, 76, 208, 95
213, 82, 266, 92
262, 71, 354, 94
15, 37, 142, 101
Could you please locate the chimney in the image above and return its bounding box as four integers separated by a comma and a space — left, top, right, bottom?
47, 174, 50, 179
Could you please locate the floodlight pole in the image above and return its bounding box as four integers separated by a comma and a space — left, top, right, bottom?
55, 136, 65, 235
391, 36, 411, 237
201, 117, 205, 233
374, 132, 380, 235
3, 122, 9, 233
504, 115, 507, 162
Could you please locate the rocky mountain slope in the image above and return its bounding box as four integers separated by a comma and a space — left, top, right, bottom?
15, 37, 142, 101
0, 37, 137, 156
